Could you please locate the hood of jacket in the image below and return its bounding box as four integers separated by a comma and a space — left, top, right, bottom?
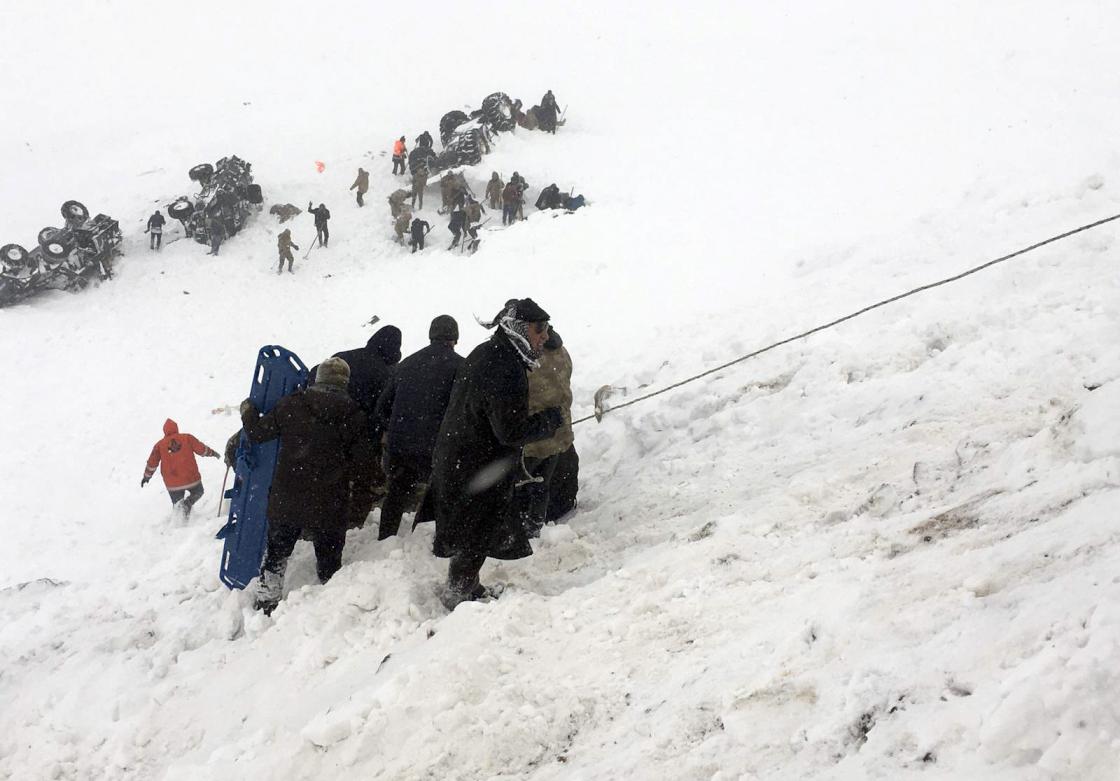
163, 418, 179, 436
366, 325, 402, 365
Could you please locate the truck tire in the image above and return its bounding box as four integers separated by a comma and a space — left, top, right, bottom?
61, 200, 90, 225
37, 227, 72, 260
189, 163, 215, 183
0, 243, 30, 270
168, 198, 194, 220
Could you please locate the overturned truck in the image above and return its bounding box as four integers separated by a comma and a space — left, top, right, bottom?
167, 155, 262, 246
0, 200, 122, 306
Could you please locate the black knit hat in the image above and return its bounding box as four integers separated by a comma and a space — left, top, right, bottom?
512, 298, 549, 323
429, 314, 459, 342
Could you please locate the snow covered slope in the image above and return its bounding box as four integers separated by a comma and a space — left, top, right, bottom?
1, 1, 1119, 779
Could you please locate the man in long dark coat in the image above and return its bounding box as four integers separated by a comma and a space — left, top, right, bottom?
428, 298, 564, 609
240, 357, 376, 615
375, 315, 464, 540
310, 325, 403, 526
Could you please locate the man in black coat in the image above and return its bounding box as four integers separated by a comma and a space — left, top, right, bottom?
374, 315, 464, 540
308, 202, 331, 247
240, 357, 376, 615
309, 325, 403, 526
428, 298, 563, 609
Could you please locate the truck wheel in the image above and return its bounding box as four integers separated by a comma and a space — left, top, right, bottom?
0, 243, 29, 270
61, 200, 90, 225
168, 198, 194, 220
38, 228, 72, 260
189, 163, 214, 183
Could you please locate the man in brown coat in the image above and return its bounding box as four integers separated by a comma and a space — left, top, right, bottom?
350, 168, 369, 207
485, 172, 504, 210
388, 188, 411, 218
515, 326, 573, 536
277, 228, 300, 274
393, 208, 412, 245
411, 168, 428, 211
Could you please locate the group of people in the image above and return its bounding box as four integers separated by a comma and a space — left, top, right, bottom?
142, 299, 577, 614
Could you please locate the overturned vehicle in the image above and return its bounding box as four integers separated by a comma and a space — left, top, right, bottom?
0, 200, 122, 306
411, 124, 491, 177
166, 155, 262, 246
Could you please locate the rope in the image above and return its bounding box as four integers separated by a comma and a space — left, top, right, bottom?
574, 211, 1120, 425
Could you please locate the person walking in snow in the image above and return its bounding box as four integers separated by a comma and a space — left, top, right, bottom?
392, 136, 408, 175
308, 202, 331, 247
240, 357, 376, 615
146, 210, 166, 250
416, 130, 434, 149
538, 90, 560, 133
485, 172, 504, 211
501, 180, 520, 226
142, 419, 220, 517
277, 228, 299, 274
374, 315, 464, 540
447, 193, 467, 250
411, 167, 428, 211
511, 172, 529, 221
309, 325, 403, 526
428, 299, 564, 609
206, 218, 226, 256
513, 325, 573, 537
350, 167, 370, 207
464, 195, 485, 252
410, 217, 430, 253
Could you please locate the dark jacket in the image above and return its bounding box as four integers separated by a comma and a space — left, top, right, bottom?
309, 205, 331, 227
429, 331, 562, 560
411, 219, 430, 237
416, 131, 434, 149
375, 342, 464, 461
536, 184, 563, 210
310, 326, 402, 433
147, 213, 166, 231
241, 386, 375, 531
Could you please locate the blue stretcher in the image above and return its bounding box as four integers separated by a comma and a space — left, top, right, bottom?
216, 345, 308, 590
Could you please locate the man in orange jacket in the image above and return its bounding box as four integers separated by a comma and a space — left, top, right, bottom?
142, 418, 220, 516
392, 136, 407, 175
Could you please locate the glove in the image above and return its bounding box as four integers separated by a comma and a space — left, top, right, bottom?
140, 476, 150, 487
240, 399, 257, 418
292, 244, 300, 251
541, 407, 565, 432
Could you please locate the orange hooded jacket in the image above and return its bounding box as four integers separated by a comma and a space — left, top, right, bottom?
144, 419, 217, 490
393, 139, 406, 157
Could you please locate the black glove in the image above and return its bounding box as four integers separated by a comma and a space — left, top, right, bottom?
140, 476, 150, 487
541, 407, 565, 433
239, 399, 258, 418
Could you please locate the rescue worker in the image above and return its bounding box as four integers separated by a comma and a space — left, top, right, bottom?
501, 179, 520, 225
394, 207, 412, 245
464, 195, 485, 252
410, 217, 431, 253
448, 193, 467, 250
240, 357, 375, 615
374, 315, 464, 540
411, 167, 428, 211
277, 228, 300, 274
511, 172, 529, 221
350, 167, 370, 207
416, 130, 434, 149
206, 218, 226, 256
389, 188, 411, 219
440, 171, 463, 214
141, 418, 220, 517
392, 136, 407, 175
146, 210, 166, 250
485, 172, 504, 211
428, 299, 563, 609
269, 203, 302, 223
514, 325, 573, 536
308, 202, 331, 247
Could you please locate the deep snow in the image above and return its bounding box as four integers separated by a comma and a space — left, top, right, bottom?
1, 1, 1119, 779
